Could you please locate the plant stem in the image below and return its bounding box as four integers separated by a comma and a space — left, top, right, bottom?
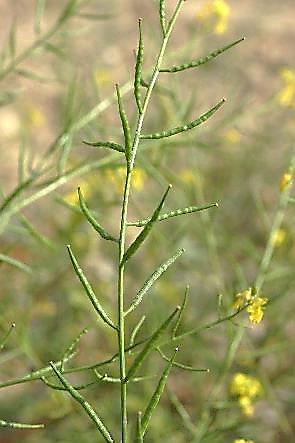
117, 2, 186, 441
0, 18, 61, 82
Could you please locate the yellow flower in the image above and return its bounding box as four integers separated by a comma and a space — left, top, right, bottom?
234, 439, 254, 443
278, 68, 295, 108
105, 167, 146, 194
271, 228, 286, 247
224, 128, 241, 145
132, 168, 146, 191
232, 288, 252, 310
23, 103, 45, 129
94, 68, 113, 87
196, 0, 230, 35
239, 396, 254, 417
64, 177, 96, 205
179, 169, 195, 185
247, 297, 268, 324
230, 372, 262, 398
230, 372, 262, 417
279, 172, 292, 192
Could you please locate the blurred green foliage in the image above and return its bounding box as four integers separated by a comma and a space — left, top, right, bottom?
0, 1, 294, 442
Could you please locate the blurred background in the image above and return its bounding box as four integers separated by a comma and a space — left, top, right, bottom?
0, 1, 294, 442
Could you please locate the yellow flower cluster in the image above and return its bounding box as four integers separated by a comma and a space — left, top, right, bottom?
196, 0, 230, 35
94, 68, 113, 88
278, 68, 295, 108
271, 228, 286, 247
105, 166, 146, 194
232, 288, 268, 324
279, 172, 293, 193
64, 177, 95, 205
234, 439, 254, 443
224, 128, 241, 145
23, 103, 45, 129
64, 167, 146, 205
246, 297, 268, 324
230, 372, 262, 417
232, 288, 252, 310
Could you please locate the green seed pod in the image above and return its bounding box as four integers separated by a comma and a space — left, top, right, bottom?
82, 140, 125, 153
134, 18, 144, 114
160, 37, 245, 73
140, 98, 226, 140
159, 0, 166, 37
116, 84, 132, 168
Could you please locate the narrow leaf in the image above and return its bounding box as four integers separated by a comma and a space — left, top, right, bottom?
127, 202, 218, 227
20, 214, 55, 249
15, 68, 55, 83
124, 307, 180, 382
77, 13, 114, 21
8, 21, 17, 60
121, 184, 171, 266
41, 376, 96, 391
168, 389, 197, 435
160, 37, 245, 73
82, 140, 125, 153
116, 83, 132, 167
125, 248, 185, 316
135, 411, 143, 442
159, 0, 166, 36
78, 187, 118, 242
67, 245, 117, 330
129, 315, 146, 354
0, 419, 44, 429
156, 347, 209, 372
172, 285, 189, 338
141, 348, 178, 436
134, 18, 144, 113
140, 99, 226, 139
61, 326, 89, 370
58, 0, 80, 25
34, 0, 46, 34
18, 137, 26, 185
0, 322, 15, 351
0, 253, 32, 274
44, 42, 67, 59
50, 362, 114, 443
0, 176, 35, 214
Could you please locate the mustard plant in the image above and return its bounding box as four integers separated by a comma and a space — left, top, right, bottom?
0, 0, 249, 440
44, 1, 244, 441
4, 1, 294, 442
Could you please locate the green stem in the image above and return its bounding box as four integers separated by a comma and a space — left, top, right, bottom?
255, 175, 293, 293
117, 2, 186, 441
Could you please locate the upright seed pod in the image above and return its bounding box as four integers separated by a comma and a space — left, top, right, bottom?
134, 18, 144, 114
115, 84, 132, 169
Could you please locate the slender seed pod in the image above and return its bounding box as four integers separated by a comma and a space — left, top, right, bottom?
115, 84, 132, 167
125, 248, 185, 316
127, 202, 218, 227
134, 18, 144, 114
121, 185, 171, 266
124, 307, 180, 382
159, 0, 166, 37
160, 37, 245, 73
50, 362, 114, 443
140, 348, 178, 436
82, 140, 125, 153
67, 245, 118, 331
78, 187, 118, 242
140, 98, 226, 140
